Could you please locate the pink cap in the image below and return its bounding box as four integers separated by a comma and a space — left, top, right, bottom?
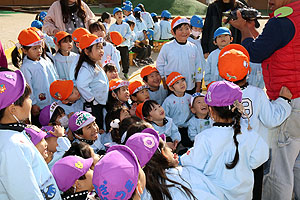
25, 125, 47, 145
68, 111, 96, 132
39, 102, 60, 126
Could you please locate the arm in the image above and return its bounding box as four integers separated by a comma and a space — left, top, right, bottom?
43, 1, 62, 36
75, 66, 94, 102
171, 121, 181, 142
187, 119, 197, 141
156, 44, 167, 79
249, 134, 269, 169
194, 46, 203, 92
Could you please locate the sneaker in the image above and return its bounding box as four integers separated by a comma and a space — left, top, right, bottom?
132, 58, 140, 68
124, 73, 129, 79
140, 59, 149, 65
146, 57, 154, 64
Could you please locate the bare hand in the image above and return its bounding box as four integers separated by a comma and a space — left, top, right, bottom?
50, 125, 65, 137
31, 105, 40, 116
130, 103, 137, 116
279, 86, 293, 100
229, 10, 248, 31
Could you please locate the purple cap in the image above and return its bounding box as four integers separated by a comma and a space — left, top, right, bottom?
39, 102, 60, 126
68, 111, 96, 132
25, 125, 47, 145
51, 156, 93, 192
41, 126, 56, 138
205, 81, 242, 107
0, 70, 25, 110
125, 128, 159, 167
93, 145, 139, 199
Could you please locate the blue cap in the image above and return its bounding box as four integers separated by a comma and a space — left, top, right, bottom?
151, 12, 157, 17
146, 29, 154, 40
137, 3, 144, 7
190, 15, 203, 28
133, 7, 141, 13
31, 20, 43, 29
213, 27, 231, 40
122, 4, 132, 11
113, 7, 122, 15
39, 11, 47, 21
123, 1, 132, 6
161, 10, 171, 18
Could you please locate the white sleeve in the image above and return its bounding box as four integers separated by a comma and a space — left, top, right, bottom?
75, 66, 94, 102
187, 119, 197, 141
194, 46, 203, 82
156, 45, 167, 78
56, 137, 71, 152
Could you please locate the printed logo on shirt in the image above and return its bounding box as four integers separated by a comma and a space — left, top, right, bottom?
41, 184, 57, 200
39, 93, 46, 101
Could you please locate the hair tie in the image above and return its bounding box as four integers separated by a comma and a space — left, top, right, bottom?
231, 100, 252, 130
15, 43, 22, 50
110, 119, 120, 129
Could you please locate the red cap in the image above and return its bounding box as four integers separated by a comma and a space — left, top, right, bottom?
140, 65, 158, 78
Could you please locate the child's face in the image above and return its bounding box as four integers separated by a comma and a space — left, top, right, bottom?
82, 121, 99, 141
91, 29, 106, 38
148, 104, 165, 121
191, 96, 208, 117
214, 34, 232, 49
13, 96, 32, 122
145, 71, 161, 88
23, 44, 43, 61
170, 78, 186, 94
123, 10, 131, 16
105, 16, 111, 24
36, 138, 48, 160
54, 113, 68, 128
45, 137, 58, 153
162, 141, 179, 167
191, 26, 202, 32
106, 69, 119, 81
59, 37, 73, 52
133, 88, 150, 104
78, 168, 94, 192
120, 108, 131, 121
172, 24, 191, 43
66, 86, 81, 103
116, 86, 130, 102
130, 24, 135, 31
114, 11, 123, 21
85, 43, 104, 62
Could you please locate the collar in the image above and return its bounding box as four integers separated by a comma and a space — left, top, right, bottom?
0, 123, 26, 132
76, 138, 95, 145
62, 191, 89, 200
195, 114, 209, 120
175, 39, 187, 45
213, 122, 234, 127
190, 35, 199, 40
152, 118, 168, 127
240, 82, 249, 90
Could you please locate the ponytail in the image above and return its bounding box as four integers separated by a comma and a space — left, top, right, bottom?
11, 46, 31, 69
74, 46, 95, 80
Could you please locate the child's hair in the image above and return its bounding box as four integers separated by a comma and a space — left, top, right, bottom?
63, 175, 86, 195
100, 12, 110, 23
172, 23, 189, 34
74, 46, 96, 80
126, 20, 135, 27
143, 140, 196, 200
152, 15, 158, 23
105, 106, 126, 132
63, 141, 93, 159
103, 63, 117, 73
211, 105, 242, 169
57, 35, 72, 54
134, 11, 142, 22
88, 21, 106, 34
49, 106, 65, 125
106, 89, 122, 112
60, 0, 86, 24
137, 4, 146, 12
142, 100, 159, 120
122, 120, 151, 144
11, 46, 30, 69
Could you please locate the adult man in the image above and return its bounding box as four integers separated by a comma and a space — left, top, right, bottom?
230, 0, 300, 199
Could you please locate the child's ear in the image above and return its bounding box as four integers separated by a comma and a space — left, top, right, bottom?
213, 40, 217, 46
21, 48, 27, 54
84, 48, 89, 56
112, 91, 117, 98
190, 107, 196, 114
131, 95, 137, 102
171, 29, 175, 37
169, 86, 175, 92
230, 36, 233, 42
61, 99, 69, 104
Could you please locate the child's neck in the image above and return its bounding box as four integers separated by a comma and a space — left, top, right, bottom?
148, 85, 159, 92
195, 113, 207, 119
153, 119, 164, 127
60, 49, 70, 56
173, 91, 185, 97
116, 20, 123, 25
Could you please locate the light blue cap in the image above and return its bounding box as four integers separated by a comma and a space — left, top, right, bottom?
133, 7, 141, 12
31, 20, 43, 29
123, 1, 132, 6
151, 12, 157, 17
190, 15, 203, 28
39, 11, 47, 21
213, 27, 231, 40
122, 4, 132, 11
146, 29, 154, 40
113, 7, 122, 15
161, 10, 171, 18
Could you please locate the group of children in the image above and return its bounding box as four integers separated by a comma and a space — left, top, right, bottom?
0, 0, 296, 199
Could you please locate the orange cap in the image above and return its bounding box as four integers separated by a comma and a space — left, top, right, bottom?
54, 31, 71, 45
50, 80, 74, 100
135, 102, 144, 120
140, 65, 158, 78
129, 81, 148, 95
72, 28, 90, 43
166, 72, 184, 87
109, 79, 129, 91
18, 29, 42, 46
218, 44, 251, 82
171, 16, 190, 30
27, 27, 44, 39
79, 34, 103, 50
110, 31, 123, 46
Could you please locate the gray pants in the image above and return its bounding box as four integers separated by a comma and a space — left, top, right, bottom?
262, 98, 300, 200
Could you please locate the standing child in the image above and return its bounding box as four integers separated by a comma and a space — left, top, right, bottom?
162, 72, 192, 148
160, 10, 173, 40
204, 27, 233, 86
75, 33, 109, 130
0, 69, 61, 199
151, 13, 161, 41
129, 80, 150, 104
187, 93, 211, 142
53, 31, 78, 80
141, 65, 168, 105
109, 7, 132, 79
180, 81, 269, 199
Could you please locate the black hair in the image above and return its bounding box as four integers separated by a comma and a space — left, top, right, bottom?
11, 46, 31, 69
216, 0, 237, 12
143, 76, 148, 82
137, 4, 146, 12
134, 11, 142, 22
122, 120, 151, 144
63, 174, 86, 195
142, 100, 159, 120
63, 141, 92, 158
73, 128, 84, 136
100, 12, 111, 23
74, 45, 96, 80
88, 21, 106, 33
172, 23, 190, 34
57, 35, 72, 55
105, 106, 124, 132
105, 89, 123, 112
143, 140, 197, 200
103, 63, 117, 73
49, 106, 65, 125
152, 15, 158, 23
126, 20, 135, 27
60, 0, 86, 24
233, 76, 247, 85
162, 17, 170, 20
210, 105, 242, 169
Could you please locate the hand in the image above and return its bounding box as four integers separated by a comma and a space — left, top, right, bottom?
99, 129, 105, 134
31, 105, 40, 116
229, 10, 248, 31
50, 125, 65, 137
130, 103, 137, 116
173, 140, 179, 150
204, 53, 209, 59
279, 86, 293, 100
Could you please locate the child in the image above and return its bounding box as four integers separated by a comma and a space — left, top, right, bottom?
50, 79, 84, 115
162, 72, 192, 148
99, 11, 111, 33
92, 145, 146, 200
106, 78, 130, 110
129, 80, 150, 104
75, 33, 109, 130
122, 3, 136, 28
156, 17, 203, 93
39, 102, 69, 128
151, 13, 161, 41
51, 156, 96, 199
137, 3, 155, 29
180, 81, 269, 199
133, 7, 147, 34
187, 93, 211, 142
89, 21, 121, 72
142, 100, 181, 151
0, 69, 61, 199
160, 10, 173, 40
204, 27, 233, 86
103, 61, 120, 81
141, 65, 168, 105
53, 31, 78, 80
109, 7, 132, 78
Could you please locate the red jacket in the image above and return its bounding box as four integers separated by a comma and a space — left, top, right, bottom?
262, 1, 300, 100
